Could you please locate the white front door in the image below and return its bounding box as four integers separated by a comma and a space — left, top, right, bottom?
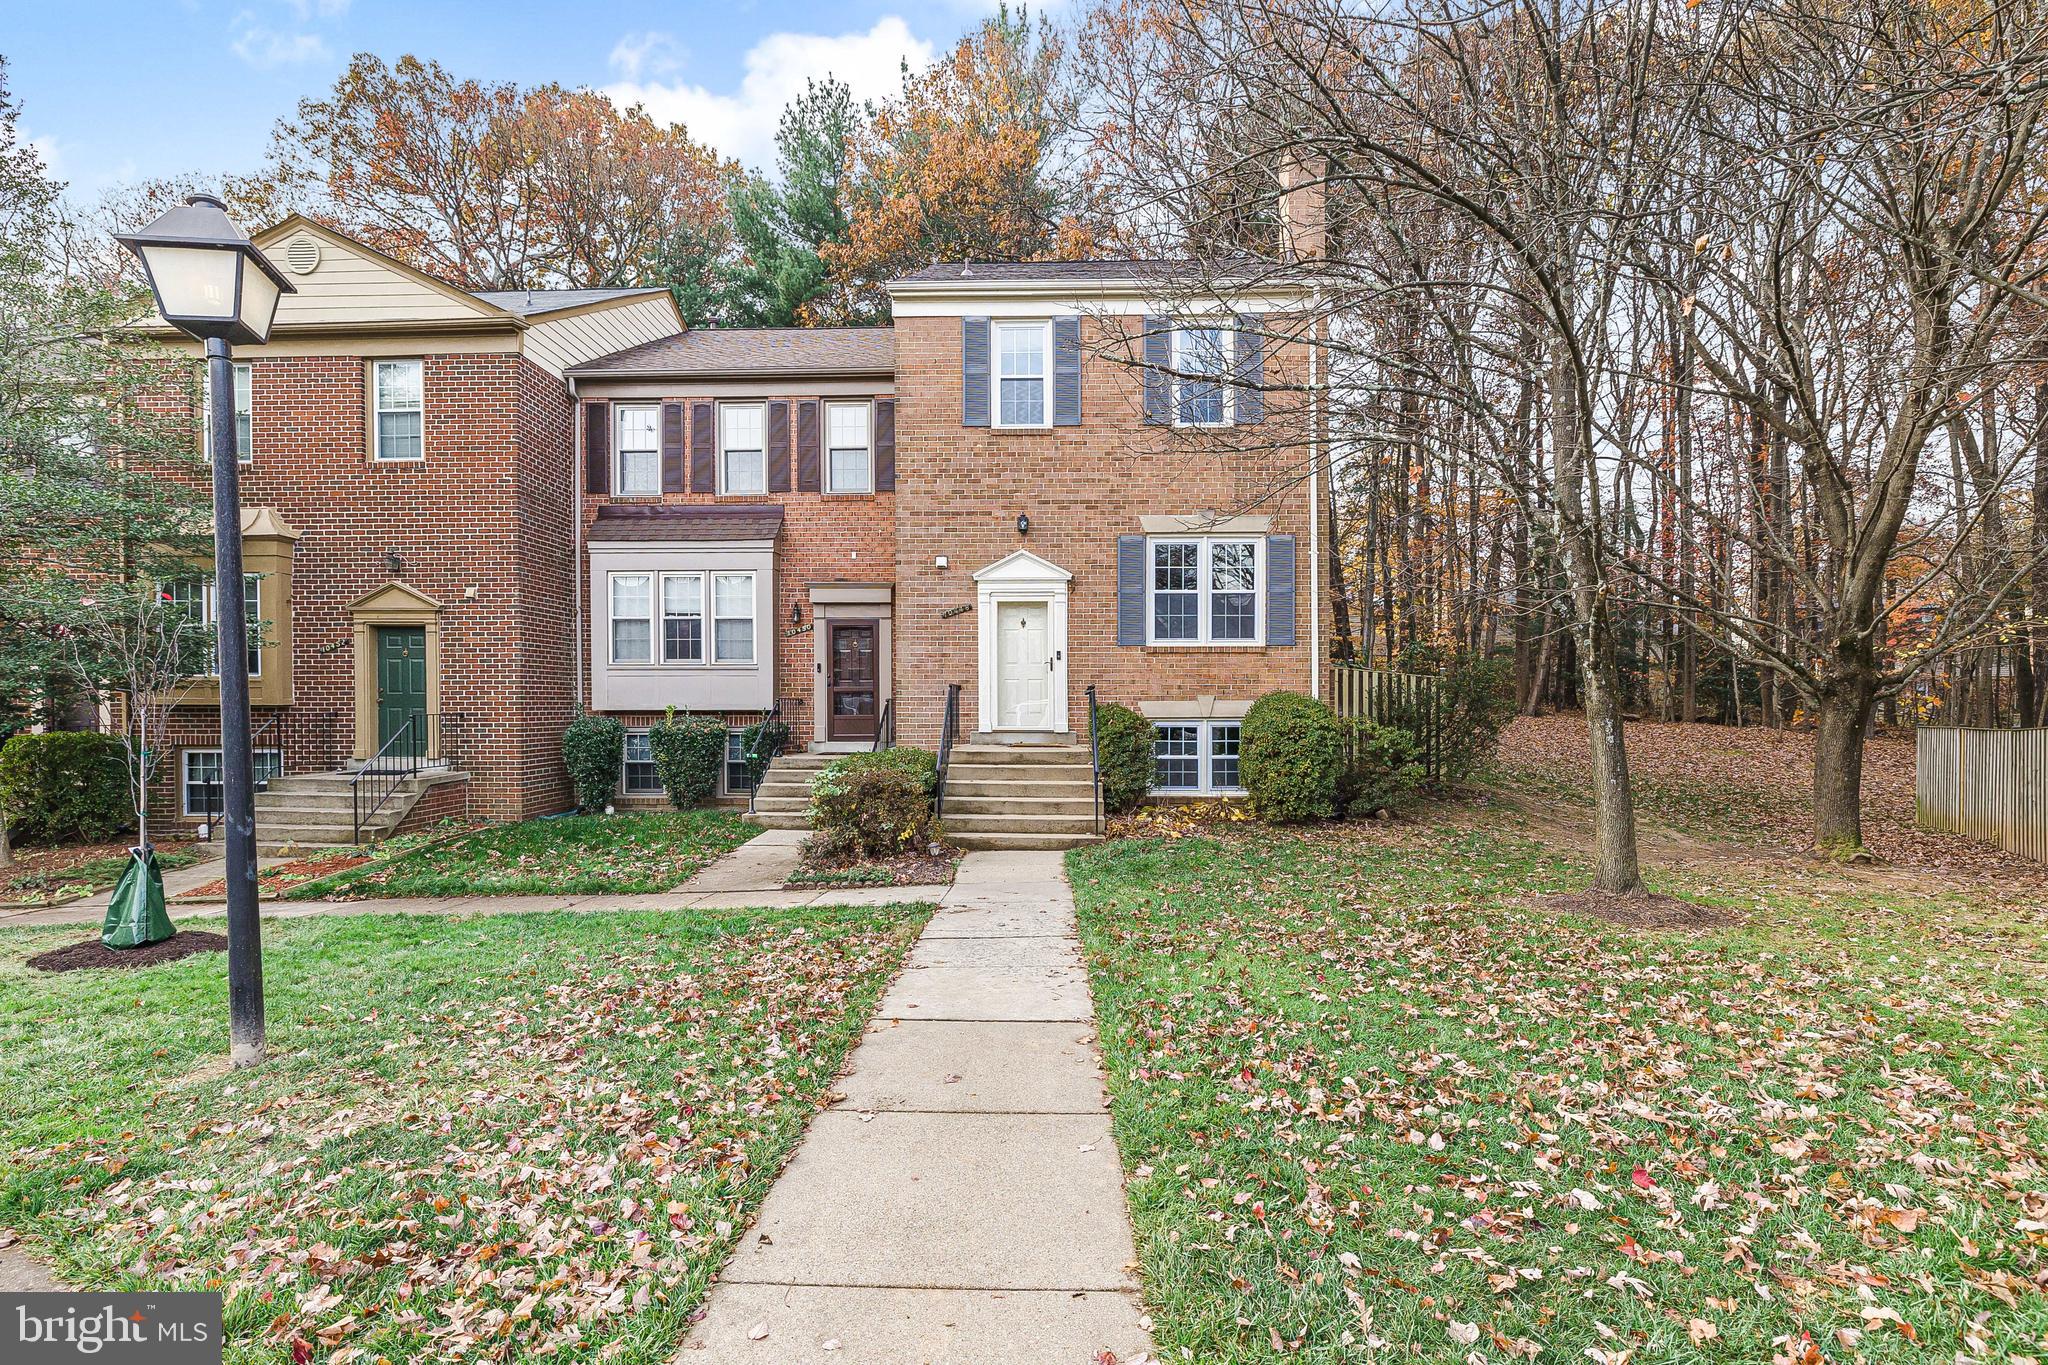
994, 601, 1053, 729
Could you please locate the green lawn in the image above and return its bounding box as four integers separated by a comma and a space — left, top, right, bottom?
1069, 827, 2048, 1364
297, 809, 756, 898
0, 900, 930, 1364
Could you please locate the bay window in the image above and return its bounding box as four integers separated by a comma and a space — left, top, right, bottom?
713, 572, 755, 663
168, 573, 263, 676
615, 403, 660, 496
661, 574, 704, 662
610, 573, 652, 662
608, 570, 754, 667
1149, 537, 1261, 644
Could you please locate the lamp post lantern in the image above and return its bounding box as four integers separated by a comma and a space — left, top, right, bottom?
118, 194, 295, 1069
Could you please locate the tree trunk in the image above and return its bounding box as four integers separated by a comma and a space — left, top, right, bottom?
1811, 675, 1877, 854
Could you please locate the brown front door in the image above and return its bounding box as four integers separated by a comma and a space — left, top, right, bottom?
827, 620, 879, 741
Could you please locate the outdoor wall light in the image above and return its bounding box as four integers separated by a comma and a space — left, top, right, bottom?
385, 551, 405, 577
792, 601, 803, 625
1016, 513, 1031, 536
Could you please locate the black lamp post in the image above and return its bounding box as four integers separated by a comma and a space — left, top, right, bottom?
118, 194, 295, 1069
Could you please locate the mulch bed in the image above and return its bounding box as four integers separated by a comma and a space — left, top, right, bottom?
787, 848, 960, 888
1537, 889, 1740, 930
27, 930, 229, 973
1, 841, 199, 906
176, 850, 370, 900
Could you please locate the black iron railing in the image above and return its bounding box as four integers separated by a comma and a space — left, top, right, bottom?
745, 704, 787, 816
196, 713, 283, 843
350, 712, 464, 843
1085, 684, 1104, 836
872, 697, 895, 753
933, 683, 962, 820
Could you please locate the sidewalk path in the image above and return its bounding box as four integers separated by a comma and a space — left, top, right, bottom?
677, 849, 1153, 1364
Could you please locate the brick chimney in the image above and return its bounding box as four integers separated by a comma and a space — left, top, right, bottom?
1277, 154, 1327, 264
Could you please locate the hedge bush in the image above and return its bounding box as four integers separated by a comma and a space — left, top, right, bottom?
1239, 691, 1345, 823
1340, 720, 1427, 818
561, 713, 625, 813
809, 748, 937, 860
649, 710, 727, 808
0, 731, 132, 845
1092, 702, 1154, 814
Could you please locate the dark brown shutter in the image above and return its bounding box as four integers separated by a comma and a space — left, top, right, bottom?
874, 398, 896, 492
584, 401, 610, 495
795, 399, 821, 492
767, 399, 791, 493
660, 402, 684, 492
689, 402, 715, 494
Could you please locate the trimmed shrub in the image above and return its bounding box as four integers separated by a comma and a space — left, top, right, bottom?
561, 713, 625, 813
649, 709, 728, 808
1239, 691, 1345, 823
809, 748, 937, 860
1385, 645, 1517, 785
1092, 702, 1154, 814
1340, 721, 1427, 818
738, 716, 793, 790
0, 730, 133, 845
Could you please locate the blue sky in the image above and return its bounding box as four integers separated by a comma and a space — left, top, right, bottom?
7, 0, 1003, 200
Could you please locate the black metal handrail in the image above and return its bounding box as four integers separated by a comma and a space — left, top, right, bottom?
1085, 684, 1104, 836
745, 704, 786, 816
871, 697, 895, 753
933, 683, 962, 820
196, 713, 283, 843
348, 712, 464, 843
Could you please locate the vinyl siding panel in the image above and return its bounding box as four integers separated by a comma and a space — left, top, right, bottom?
522, 297, 684, 377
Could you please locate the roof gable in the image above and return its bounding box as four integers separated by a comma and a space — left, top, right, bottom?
249, 217, 518, 331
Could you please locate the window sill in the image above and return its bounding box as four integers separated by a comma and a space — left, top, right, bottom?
370, 456, 427, 466
1141, 643, 1269, 653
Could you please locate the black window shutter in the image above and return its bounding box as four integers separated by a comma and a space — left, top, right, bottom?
660, 402, 684, 492
1234, 314, 1265, 425
962, 318, 991, 427
1266, 533, 1296, 646
1053, 316, 1081, 426
767, 400, 791, 493
874, 399, 897, 491
689, 402, 715, 493
1116, 534, 1147, 646
584, 401, 610, 495
796, 400, 821, 492
1141, 318, 1170, 425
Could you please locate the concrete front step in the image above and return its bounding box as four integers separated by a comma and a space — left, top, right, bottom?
948, 745, 1092, 765
950, 831, 1102, 850
943, 812, 1099, 834
749, 811, 811, 831
945, 766, 1092, 789
944, 795, 1099, 817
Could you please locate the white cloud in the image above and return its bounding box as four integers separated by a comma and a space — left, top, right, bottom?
610, 31, 684, 83
230, 2, 343, 69
604, 17, 935, 169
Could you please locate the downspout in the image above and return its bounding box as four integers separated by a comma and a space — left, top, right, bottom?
1308, 317, 1324, 700
569, 373, 585, 713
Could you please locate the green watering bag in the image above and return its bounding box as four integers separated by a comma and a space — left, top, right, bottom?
102, 847, 174, 949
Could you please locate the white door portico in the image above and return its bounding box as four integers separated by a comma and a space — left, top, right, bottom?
973, 549, 1071, 733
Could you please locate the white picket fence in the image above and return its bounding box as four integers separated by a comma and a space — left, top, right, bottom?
1916, 726, 2048, 863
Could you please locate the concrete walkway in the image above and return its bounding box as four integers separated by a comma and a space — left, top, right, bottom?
678, 850, 1153, 1364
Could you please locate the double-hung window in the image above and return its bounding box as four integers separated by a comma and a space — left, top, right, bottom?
1174, 326, 1230, 427
615, 403, 661, 496
713, 572, 755, 663
724, 730, 754, 793
622, 731, 661, 795
184, 747, 282, 816
202, 362, 253, 462
720, 403, 766, 494
168, 574, 263, 676
826, 401, 872, 493
994, 321, 1049, 427
1149, 538, 1261, 644
661, 573, 705, 663
1151, 721, 1244, 794
372, 359, 424, 461
610, 573, 653, 663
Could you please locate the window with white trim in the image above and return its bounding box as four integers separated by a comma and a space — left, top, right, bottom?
825, 401, 872, 493
183, 747, 283, 816
661, 573, 704, 663
1174, 326, 1230, 427
713, 572, 755, 663
372, 359, 424, 461
622, 730, 661, 794
167, 573, 263, 676
719, 403, 765, 494
724, 729, 754, 793
202, 362, 252, 462
1151, 720, 1243, 794
1149, 537, 1261, 644
610, 573, 652, 663
615, 403, 660, 496
994, 321, 1049, 427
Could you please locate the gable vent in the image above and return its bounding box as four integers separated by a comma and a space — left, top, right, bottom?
284, 235, 321, 275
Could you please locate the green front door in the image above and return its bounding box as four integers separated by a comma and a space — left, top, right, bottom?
376, 626, 428, 748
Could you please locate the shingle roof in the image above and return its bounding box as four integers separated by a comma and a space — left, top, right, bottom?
890, 258, 1265, 286
569, 327, 895, 377
473, 287, 667, 317
588, 504, 785, 543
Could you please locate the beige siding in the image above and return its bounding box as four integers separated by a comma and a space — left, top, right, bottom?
262, 233, 493, 327
522, 296, 682, 376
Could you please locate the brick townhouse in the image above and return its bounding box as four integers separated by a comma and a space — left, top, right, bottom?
138, 204, 1332, 848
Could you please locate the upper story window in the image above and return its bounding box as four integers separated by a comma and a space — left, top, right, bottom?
202, 363, 252, 463
720, 403, 766, 495
167, 573, 263, 677
826, 401, 872, 493
1174, 326, 1230, 427
615, 403, 660, 496
995, 321, 1049, 428
1149, 536, 1261, 644
372, 359, 424, 461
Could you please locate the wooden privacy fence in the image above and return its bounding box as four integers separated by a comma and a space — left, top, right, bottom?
1330, 666, 1443, 780
1916, 726, 2048, 863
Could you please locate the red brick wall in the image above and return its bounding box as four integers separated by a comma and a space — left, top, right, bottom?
393, 775, 471, 836
891, 313, 1331, 746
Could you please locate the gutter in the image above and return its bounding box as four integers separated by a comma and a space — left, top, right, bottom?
568, 372, 585, 713
1308, 324, 1323, 700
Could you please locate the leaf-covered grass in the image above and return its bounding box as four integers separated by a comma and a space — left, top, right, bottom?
295, 810, 756, 898
0, 843, 200, 905
1069, 826, 2048, 1364
0, 900, 931, 1363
